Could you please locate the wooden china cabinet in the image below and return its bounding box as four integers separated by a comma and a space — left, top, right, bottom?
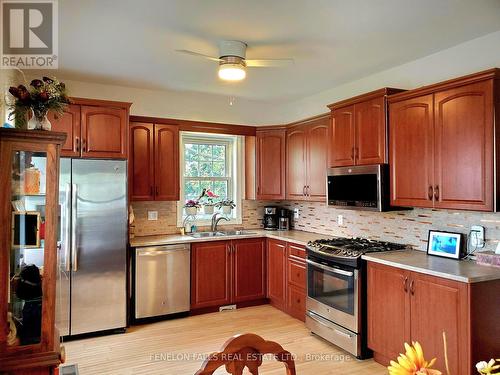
0, 129, 66, 375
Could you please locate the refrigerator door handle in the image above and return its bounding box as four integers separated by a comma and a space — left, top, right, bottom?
72, 183, 78, 272
64, 183, 72, 272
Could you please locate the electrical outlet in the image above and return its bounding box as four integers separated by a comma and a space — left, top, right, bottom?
293, 208, 299, 219
337, 215, 344, 226
147, 211, 158, 221
470, 225, 485, 248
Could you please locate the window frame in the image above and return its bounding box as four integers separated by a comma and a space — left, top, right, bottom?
177, 132, 243, 227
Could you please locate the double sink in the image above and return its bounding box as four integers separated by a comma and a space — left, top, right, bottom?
189, 230, 257, 238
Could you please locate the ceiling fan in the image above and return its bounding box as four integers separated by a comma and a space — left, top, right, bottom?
176, 40, 294, 81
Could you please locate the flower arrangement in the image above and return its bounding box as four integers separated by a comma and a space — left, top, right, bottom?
8, 76, 70, 130
184, 199, 201, 208
215, 199, 236, 209
477, 359, 500, 374
388, 341, 442, 375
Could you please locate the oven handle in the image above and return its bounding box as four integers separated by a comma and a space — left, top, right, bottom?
306, 259, 354, 277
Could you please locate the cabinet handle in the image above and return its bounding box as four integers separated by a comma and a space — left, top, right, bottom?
410, 280, 415, 295
307, 185, 310, 197
75, 137, 80, 152
156, 186, 159, 196
403, 276, 408, 292
434, 185, 439, 201
355, 147, 359, 160
303, 186, 306, 196
351, 147, 355, 160
82, 139, 87, 153
428, 186, 433, 200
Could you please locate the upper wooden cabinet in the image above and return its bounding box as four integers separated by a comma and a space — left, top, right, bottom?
389, 69, 499, 211
256, 129, 286, 200
49, 98, 130, 159
129, 122, 179, 201
286, 115, 329, 201
328, 88, 404, 167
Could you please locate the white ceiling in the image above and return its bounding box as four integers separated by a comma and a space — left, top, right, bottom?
57, 0, 500, 101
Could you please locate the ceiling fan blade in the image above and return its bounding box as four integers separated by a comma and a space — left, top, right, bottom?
245, 58, 294, 67
175, 49, 221, 62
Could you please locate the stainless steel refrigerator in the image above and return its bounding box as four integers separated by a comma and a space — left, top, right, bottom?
56, 159, 127, 336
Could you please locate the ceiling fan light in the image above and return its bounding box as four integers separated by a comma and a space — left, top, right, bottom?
218, 64, 246, 81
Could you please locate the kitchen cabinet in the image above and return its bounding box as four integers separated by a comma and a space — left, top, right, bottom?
49, 99, 130, 159
267, 239, 287, 310
328, 88, 404, 168
389, 70, 498, 211
286, 115, 329, 201
256, 129, 286, 200
191, 238, 266, 310
129, 122, 179, 201
367, 261, 500, 375
0, 129, 66, 374
285, 243, 306, 321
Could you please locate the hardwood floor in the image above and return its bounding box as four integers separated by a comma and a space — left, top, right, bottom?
63, 305, 386, 374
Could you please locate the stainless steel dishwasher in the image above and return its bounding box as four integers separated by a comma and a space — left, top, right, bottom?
135, 244, 190, 319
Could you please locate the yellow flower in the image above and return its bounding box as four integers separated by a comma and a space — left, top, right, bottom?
476, 359, 500, 374
388, 342, 442, 375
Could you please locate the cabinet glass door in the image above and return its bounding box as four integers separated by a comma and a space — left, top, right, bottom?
8, 150, 47, 347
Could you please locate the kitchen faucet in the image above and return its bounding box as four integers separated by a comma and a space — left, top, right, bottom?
211, 212, 229, 232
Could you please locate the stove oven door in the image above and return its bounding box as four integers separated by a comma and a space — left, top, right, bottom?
306, 257, 360, 333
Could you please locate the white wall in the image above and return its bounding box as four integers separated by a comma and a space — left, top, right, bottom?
275, 30, 500, 123
23, 30, 500, 125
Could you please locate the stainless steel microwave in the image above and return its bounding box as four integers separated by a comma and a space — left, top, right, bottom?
327, 164, 390, 211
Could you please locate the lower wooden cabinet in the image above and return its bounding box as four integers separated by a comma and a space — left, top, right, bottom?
191, 238, 266, 310
267, 239, 307, 321
367, 261, 500, 375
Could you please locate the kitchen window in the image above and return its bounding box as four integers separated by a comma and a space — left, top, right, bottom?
177, 132, 243, 226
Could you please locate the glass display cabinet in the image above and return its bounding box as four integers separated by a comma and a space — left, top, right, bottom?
0, 129, 66, 375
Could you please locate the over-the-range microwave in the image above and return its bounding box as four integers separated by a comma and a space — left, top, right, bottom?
327, 164, 390, 211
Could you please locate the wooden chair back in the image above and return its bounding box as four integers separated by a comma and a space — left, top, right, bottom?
194, 333, 296, 375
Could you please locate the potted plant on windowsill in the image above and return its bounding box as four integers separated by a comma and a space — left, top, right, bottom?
199, 189, 219, 215
184, 199, 200, 216
216, 199, 235, 215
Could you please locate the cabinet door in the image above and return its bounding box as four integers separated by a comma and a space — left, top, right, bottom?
330, 105, 355, 167
355, 97, 386, 165
232, 238, 266, 303
129, 122, 154, 200
191, 241, 232, 309
154, 124, 179, 201
267, 239, 287, 310
286, 126, 307, 200
367, 262, 411, 362
434, 81, 494, 211
256, 129, 286, 199
48, 104, 81, 157
286, 285, 306, 322
306, 120, 328, 201
410, 273, 468, 375
389, 95, 434, 208
81, 106, 128, 158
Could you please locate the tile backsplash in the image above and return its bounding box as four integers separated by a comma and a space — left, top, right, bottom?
131, 200, 499, 252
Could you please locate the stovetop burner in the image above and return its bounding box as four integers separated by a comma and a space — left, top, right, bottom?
306, 237, 409, 268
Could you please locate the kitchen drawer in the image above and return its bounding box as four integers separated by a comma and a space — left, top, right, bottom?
288, 257, 306, 289
288, 243, 306, 260
287, 284, 306, 321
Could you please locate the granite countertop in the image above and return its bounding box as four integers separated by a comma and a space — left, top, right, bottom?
362, 250, 500, 283
129, 229, 323, 248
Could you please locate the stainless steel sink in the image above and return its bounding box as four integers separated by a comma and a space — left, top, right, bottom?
189, 230, 257, 238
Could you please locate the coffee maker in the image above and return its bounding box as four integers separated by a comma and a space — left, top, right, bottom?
278, 208, 290, 231
263, 206, 278, 230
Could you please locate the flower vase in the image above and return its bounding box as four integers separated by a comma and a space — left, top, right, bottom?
203, 205, 214, 215
185, 206, 198, 216
222, 206, 232, 215
27, 109, 51, 130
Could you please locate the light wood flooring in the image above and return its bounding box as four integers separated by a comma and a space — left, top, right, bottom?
63, 305, 386, 374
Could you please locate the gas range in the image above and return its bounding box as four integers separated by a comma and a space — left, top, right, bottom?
306, 237, 409, 268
